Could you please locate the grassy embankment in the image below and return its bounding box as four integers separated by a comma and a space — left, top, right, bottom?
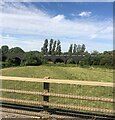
1, 64, 114, 113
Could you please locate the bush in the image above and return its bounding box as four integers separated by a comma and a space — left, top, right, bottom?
9, 47, 24, 54
79, 61, 85, 67
2, 62, 9, 68
21, 51, 46, 66
66, 58, 75, 64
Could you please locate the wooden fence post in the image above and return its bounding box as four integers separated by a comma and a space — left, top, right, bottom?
43, 82, 49, 112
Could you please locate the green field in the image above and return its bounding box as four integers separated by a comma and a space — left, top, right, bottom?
1, 65, 114, 114
1, 64, 113, 82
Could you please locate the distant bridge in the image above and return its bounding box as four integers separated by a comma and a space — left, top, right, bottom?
44, 55, 85, 64
1, 53, 94, 64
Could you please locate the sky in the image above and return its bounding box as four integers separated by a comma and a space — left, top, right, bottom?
0, 2, 113, 52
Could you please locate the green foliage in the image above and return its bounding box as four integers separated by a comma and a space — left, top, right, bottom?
80, 53, 90, 65
79, 61, 85, 67
68, 44, 86, 55
77, 44, 82, 53
52, 40, 57, 54
1, 46, 25, 68
2, 62, 9, 68
67, 58, 75, 64
81, 44, 86, 53
1, 42, 114, 68
2, 57, 21, 68
2, 58, 13, 68
21, 51, 46, 66
91, 50, 99, 55
92, 55, 101, 65
1, 45, 9, 55
41, 39, 48, 54
55, 58, 64, 63
2, 55, 7, 62
49, 39, 53, 54
100, 55, 112, 66
68, 44, 73, 54
9, 47, 24, 54
56, 40, 61, 55
73, 44, 77, 54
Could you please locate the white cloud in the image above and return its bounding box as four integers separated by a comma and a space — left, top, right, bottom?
52, 14, 65, 22
78, 11, 92, 17
71, 13, 76, 16
1, 34, 43, 51
0, 2, 113, 52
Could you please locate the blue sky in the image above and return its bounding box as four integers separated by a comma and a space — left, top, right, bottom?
32, 2, 112, 19
0, 2, 113, 52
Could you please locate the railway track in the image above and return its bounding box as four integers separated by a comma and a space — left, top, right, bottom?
1, 102, 115, 120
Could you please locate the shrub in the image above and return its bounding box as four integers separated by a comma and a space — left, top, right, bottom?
79, 61, 85, 67
67, 58, 75, 64
21, 51, 46, 66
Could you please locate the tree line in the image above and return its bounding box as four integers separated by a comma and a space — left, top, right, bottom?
0, 39, 114, 68
0, 45, 46, 68
41, 39, 86, 55
41, 39, 61, 55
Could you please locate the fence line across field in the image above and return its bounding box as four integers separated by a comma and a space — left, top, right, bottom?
1, 76, 114, 115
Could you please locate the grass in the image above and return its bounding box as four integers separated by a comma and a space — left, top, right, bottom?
1, 64, 113, 82
2, 81, 113, 112
1, 64, 114, 114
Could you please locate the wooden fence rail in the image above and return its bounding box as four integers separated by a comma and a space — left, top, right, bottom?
1, 76, 115, 115
0, 76, 114, 87
1, 98, 114, 114
1, 89, 114, 103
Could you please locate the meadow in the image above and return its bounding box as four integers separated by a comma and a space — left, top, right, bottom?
1, 64, 113, 82
1, 64, 114, 113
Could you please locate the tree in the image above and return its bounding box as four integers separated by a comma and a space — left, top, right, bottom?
1, 45, 9, 55
52, 40, 56, 54
58, 45, 61, 55
49, 39, 53, 55
41, 39, 48, 54
81, 44, 86, 53
2, 55, 7, 62
21, 51, 42, 66
9, 47, 24, 54
92, 55, 101, 65
77, 44, 82, 54
56, 40, 61, 55
73, 44, 77, 54
68, 44, 73, 54
100, 53, 112, 66
80, 52, 92, 65
91, 50, 99, 55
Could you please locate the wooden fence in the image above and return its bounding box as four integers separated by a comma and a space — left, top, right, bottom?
0, 76, 115, 115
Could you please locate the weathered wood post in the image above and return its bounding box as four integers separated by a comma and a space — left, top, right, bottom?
43, 77, 50, 112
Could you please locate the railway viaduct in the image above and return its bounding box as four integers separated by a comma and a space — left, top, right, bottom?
44, 55, 85, 64
1, 53, 88, 64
